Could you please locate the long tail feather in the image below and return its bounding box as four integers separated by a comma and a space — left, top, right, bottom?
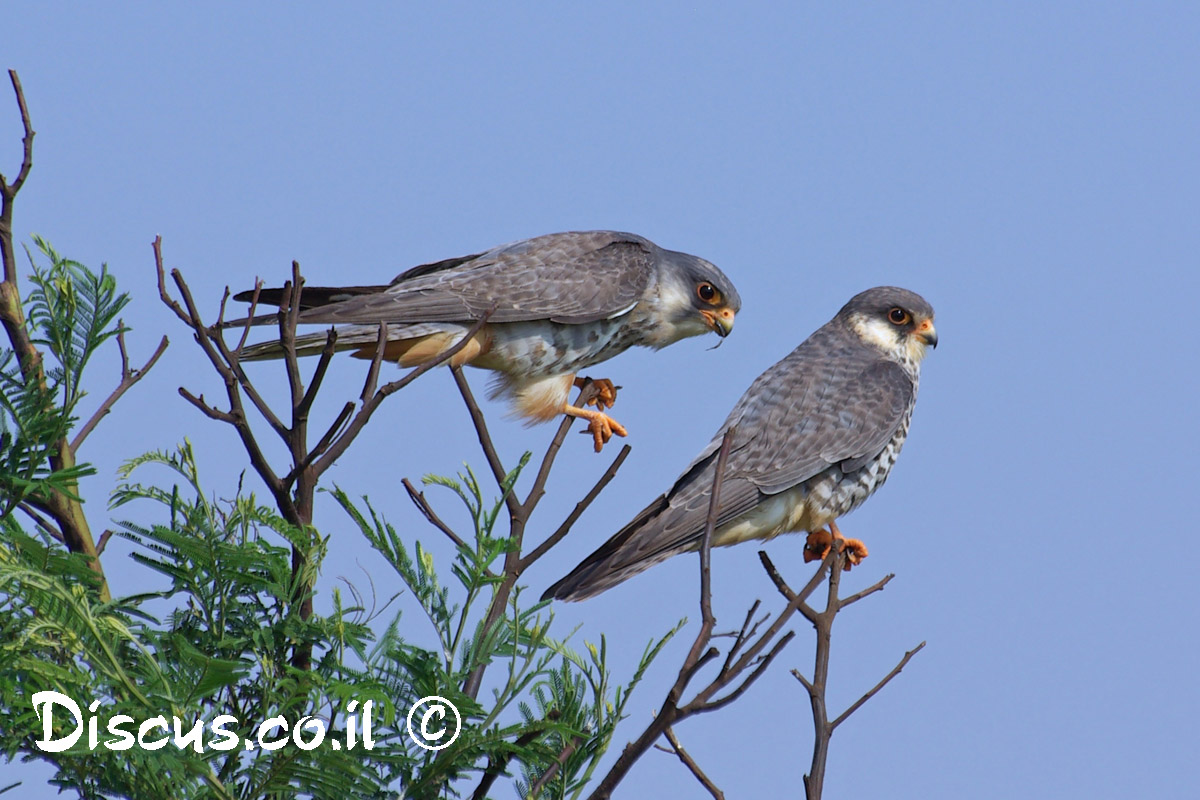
239, 324, 389, 361
541, 495, 676, 602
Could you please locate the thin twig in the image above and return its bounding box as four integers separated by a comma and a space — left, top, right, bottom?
209, 330, 290, 439
17, 501, 63, 543
71, 332, 168, 452
681, 427, 736, 670
708, 553, 831, 687
792, 667, 815, 693
1, 70, 35, 212
590, 545, 834, 800
589, 430, 765, 800
455, 378, 631, 701
311, 310, 496, 475
801, 546, 844, 800
661, 727, 725, 800
699, 430, 734, 613
294, 328, 339, 421
701, 631, 795, 712
720, 600, 762, 676
161, 244, 502, 673
455, 366, 558, 699
759, 550, 819, 623
526, 736, 582, 800
402, 477, 471, 552
279, 274, 305, 408
157, 239, 293, 520
285, 402, 355, 483
233, 282, 262, 353
359, 323, 388, 403
839, 573, 895, 609
830, 641, 926, 730
449, 364, 519, 518
519, 443, 630, 569
791, 541, 922, 799
177, 388, 236, 423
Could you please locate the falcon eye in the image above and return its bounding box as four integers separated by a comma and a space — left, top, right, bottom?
887, 307, 910, 325
697, 282, 718, 303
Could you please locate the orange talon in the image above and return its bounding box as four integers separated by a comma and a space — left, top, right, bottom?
574, 376, 620, 411
563, 404, 628, 452
804, 521, 869, 570
804, 529, 834, 563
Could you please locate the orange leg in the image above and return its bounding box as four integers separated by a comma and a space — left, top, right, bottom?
562, 404, 628, 452
803, 520, 869, 570
573, 376, 619, 411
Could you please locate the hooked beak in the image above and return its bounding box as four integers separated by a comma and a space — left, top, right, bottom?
700, 307, 736, 338
917, 318, 938, 349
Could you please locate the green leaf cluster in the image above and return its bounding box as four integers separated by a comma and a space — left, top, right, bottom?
1, 237, 125, 512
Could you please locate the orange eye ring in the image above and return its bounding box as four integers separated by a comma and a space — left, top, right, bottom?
697, 282, 718, 303
888, 307, 910, 325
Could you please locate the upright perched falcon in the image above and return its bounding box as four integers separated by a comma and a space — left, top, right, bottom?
236, 231, 740, 450
543, 286, 937, 601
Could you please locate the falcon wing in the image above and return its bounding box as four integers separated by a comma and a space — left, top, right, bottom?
544, 350, 915, 599
735, 358, 915, 495
293, 231, 656, 326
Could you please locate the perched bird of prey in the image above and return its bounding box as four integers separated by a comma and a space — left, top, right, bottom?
543, 286, 937, 601
235, 231, 739, 450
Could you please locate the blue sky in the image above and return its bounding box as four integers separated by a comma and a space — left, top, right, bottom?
5, 2, 1200, 797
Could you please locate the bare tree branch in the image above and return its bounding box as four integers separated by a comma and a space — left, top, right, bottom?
519, 442, 630, 569
758, 549, 819, 623
700, 631, 795, 712
676, 426, 736, 685
831, 641, 925, 730
177, 388, 236, 423
232, 281, 262, 353
284, 402, 354, 484
839, 572, 894, 609
294, 328, 337, 421
455, 372, 632, 701
792, 667, 815, 694
799, 546, 843, 800
358, 323, 388, 403
310, 310, 496, 475
588, 530, 859, 799
718, 600, 763, 675
0, 72, 35, 260
449, 364, 520, 519
659, 726, 725, 800
157, 242, 504, 672
586, 429, 831, 800
71, 330, 168, 453
789, 548, 924, 799
526, 735, 583, 800
402, 477, 474, 556
17, 501, 63, 543
279, 269, 306, 409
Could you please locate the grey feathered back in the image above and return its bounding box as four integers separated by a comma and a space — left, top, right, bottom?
543, 286, 930, 601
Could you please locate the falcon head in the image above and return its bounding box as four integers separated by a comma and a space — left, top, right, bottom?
646, 250, 741, 346
841, 286, 937, 365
